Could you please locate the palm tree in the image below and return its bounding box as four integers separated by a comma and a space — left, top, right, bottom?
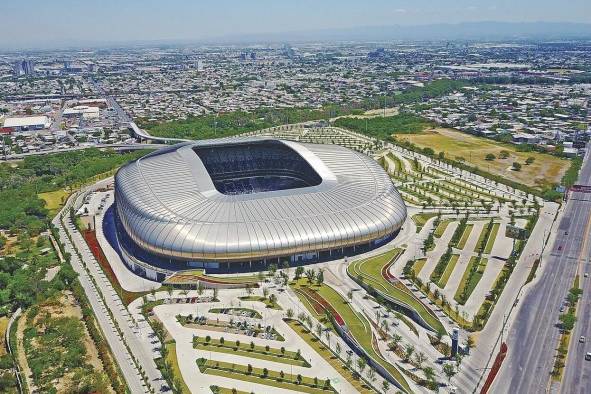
404, 344, 415, 362
443, 363, 456, 383
414, 352, 427, 369
356, 357, 367, 375
423, 366, 436, 382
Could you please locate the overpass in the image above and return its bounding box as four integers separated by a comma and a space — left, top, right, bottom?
1, 143, 167, 161
128, 121, 191, 144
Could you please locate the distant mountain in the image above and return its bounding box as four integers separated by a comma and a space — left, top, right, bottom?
210, 21, 591, 44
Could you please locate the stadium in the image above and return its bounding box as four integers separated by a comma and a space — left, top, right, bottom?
112, 138, 407, 281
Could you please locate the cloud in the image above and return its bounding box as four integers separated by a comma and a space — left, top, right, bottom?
393, 8, 407, 14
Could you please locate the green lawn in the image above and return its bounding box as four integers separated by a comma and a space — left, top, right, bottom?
285, 320, 374, 394
194, 336, 309, 367
484, 223, 500, 254
165, 342, 191, 394
413, 258, 427, 277
437, 254, 460, 288
457, 224, 474, 249
38, 189, 69, 216
292, 280, 411, 393
197, 358, 334, 394
412, 213, 438, 232
434, 219, 453, 238
454, 257, 488, 304
347, 250, 444, 333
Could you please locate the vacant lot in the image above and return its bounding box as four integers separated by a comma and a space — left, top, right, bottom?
397, 128, 570, 189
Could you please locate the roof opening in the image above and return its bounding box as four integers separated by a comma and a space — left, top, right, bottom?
193, 140, 322, 195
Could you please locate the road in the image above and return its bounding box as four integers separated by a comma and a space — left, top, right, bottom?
494, 149, 591, 394
1, 142, 166, 161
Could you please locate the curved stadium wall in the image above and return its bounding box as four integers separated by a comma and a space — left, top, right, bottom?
113, 138, 407, 281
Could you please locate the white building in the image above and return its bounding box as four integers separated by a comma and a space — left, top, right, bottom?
3, 116, 50, 131
63, 106, 100, 119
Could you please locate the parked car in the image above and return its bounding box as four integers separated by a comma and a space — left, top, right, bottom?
580, 336, 586, 343
585, 352, 591, 361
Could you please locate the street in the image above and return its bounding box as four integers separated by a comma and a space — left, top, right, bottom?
495, 149, 591, 394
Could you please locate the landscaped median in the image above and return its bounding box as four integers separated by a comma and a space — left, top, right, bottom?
348, 249, 444, 333
454, 257, 488, 305
164, 269, 260, 289
291, 279, 412, 393
197, 357, 336, 394
193, 335, 310, 367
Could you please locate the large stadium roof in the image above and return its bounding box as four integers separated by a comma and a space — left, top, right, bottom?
115, 138, 406, 262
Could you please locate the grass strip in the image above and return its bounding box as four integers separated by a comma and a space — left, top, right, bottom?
484, 223, 500, 254
165, 342, 191, 394
285, 319, 375, 393
197, 358, 335, 394
454, 257, 488, 304
457, 224, 474, 249
194, 337, 310, 367
434, 219, 453, 238
438, 254, 460, 288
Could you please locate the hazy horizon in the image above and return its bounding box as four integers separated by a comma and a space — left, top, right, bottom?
2, 0, 591, 50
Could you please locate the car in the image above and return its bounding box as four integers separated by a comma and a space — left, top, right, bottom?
560, 306, 566, 313
580, 336, 586, 343
558, 245, 563, 251
585, 273, 589, 278
586, 352, 591, 361
565, 231, 569, 235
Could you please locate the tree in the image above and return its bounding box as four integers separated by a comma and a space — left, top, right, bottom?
464, 335, 475, 353
485, 153, 496, 161
219, 337, 225, 345
316, 323, 323, 338
436, 326, 446, 344
247, 364, 253, 374
499, 150, 510, 159
316, 268, 324, 285
512, 162, 522, 172
367, 368, 376, 383
404, 344, 415, 361
382, 380, 390, 393
525, 156, 535, 165
197, 281, 205, 296
268, 293, 277, 307
345, 354, 353, 370
295, 266, 304, 280
443, 363, 456, 383
286, 308, 294, 319
335, 342, 341, 358
347, 290, 353, 303
559, 312, 576, 331
423, 366, 436, 382
305, 269, 316, 284
356, 357, 367, 375
414, 352, 427, 369
262, 367, 268, 377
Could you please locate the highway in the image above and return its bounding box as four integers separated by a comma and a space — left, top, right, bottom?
494, 149, 591, 394
562, 187, 591, 390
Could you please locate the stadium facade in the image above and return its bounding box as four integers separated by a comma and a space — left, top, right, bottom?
113, 138, 407, 281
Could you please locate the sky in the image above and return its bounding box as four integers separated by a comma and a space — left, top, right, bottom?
2, 0, 591, 49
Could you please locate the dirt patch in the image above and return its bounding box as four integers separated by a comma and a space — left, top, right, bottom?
19, 292, 113, 393
398, 127, 570, 189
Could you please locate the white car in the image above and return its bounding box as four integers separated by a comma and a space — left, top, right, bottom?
580, 336, 586, 343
